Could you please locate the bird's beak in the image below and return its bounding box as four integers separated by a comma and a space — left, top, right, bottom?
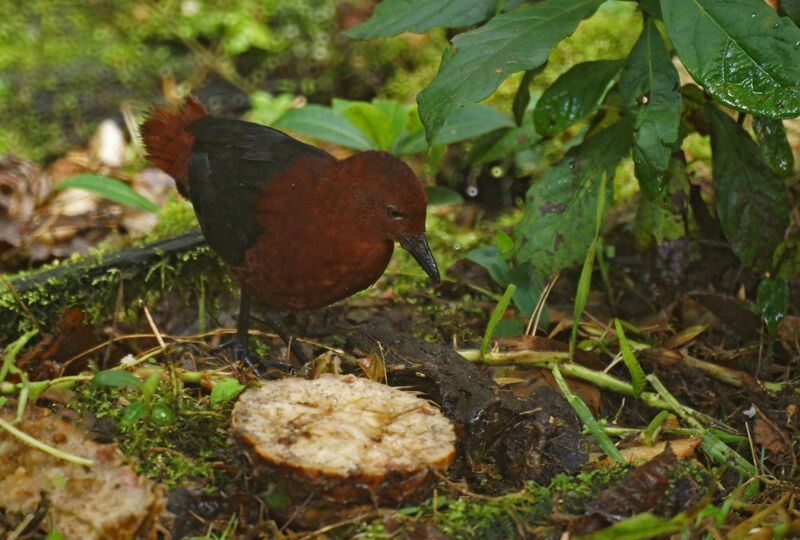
399, 233, 440, 284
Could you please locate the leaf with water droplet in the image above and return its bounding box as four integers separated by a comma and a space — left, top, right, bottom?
662, 0, 800, 118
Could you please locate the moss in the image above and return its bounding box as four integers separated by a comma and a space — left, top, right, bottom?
68, 378, 236, 490
353, 466, 628, 539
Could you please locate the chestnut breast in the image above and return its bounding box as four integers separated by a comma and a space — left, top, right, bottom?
232, 155, 395, 311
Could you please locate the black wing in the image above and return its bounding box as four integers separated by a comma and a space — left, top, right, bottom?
186, 117, 332, 266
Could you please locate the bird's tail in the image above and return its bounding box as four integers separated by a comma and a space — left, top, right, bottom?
140, 96, 207, 197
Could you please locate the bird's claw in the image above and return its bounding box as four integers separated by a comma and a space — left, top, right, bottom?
233, 343, 295, 377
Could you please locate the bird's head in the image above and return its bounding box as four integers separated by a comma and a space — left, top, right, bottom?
335, 151, 440, 284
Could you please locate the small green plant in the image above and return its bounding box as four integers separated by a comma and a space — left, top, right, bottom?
349, 0, 800, 330
91, 370, 166, 428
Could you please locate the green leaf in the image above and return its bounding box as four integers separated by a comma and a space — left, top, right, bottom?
620, 20, 682, 198
466, 246, 542, 317
480, 284, 516, 359
342, 103, 396, 150
44, 528, 64, 540
209, 377, 246, 408
757, 277, 789, 335
552, 364, 625, 464
246, 91, 296, 126
569, 171, 608, 356
53, 174, 158, 213
494, 318, 526, 336
533, 60, 623, 136
575, 512, 687, 540
272, 105, 376, 150
418, 0, 605, 142
632, 156, 689, 251
345, 0, 498, 39
91, 370, 141, 388
425, 186, 464, 206
708, 106, 790, 269
661, 0, 800, 118
515, 117, 634, 280
120, 401, 146, 427
150, 404, 175, 425
513, 70, 537, 126
752, 116, 794, 178
468, 121, 542, 164
373, 100, 414, 141
391, 129, 429, 155
433, 104, 514, 145
614, 319, 647, 397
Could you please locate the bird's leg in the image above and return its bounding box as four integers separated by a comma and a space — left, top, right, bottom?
233, 291, 295, 375
261, 308, 312, 365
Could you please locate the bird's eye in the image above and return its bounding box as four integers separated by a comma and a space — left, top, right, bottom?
386, 205, 405, 220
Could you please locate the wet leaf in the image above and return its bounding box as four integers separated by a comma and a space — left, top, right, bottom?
752, 116, 794, 177
418, 0, 604, 142
661, 0, 800, 118
757, 277, 789, 335
515, 117, 633, 280
533, 60, 623, 136
620, 20, 682, 198
273, 105, 376, 150
54, 174, 158, 213
708, 106, 789, 269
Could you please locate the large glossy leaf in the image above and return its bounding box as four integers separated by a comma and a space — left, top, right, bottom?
515, 117, 634, 278
661, 0, 800, 118
752, 116, 794, 178
273, 105, 376, 150
709, 106, 789, 269
533, 60, 623, 136
620, 20, 682, 198
345, 0, 497, 39
418, 0, 604, 142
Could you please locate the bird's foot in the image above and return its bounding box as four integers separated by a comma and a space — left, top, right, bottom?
212, 339, 295, 377
233, 343, 295, 377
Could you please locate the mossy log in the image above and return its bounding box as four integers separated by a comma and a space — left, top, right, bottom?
0, 230, 235, 340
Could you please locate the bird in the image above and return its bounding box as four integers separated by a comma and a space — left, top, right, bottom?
140, 96, 440, 369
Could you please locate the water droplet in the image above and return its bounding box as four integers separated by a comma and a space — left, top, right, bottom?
490, 166, 504, 178
453, 243, 461, 251
466, 185, 479, 197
